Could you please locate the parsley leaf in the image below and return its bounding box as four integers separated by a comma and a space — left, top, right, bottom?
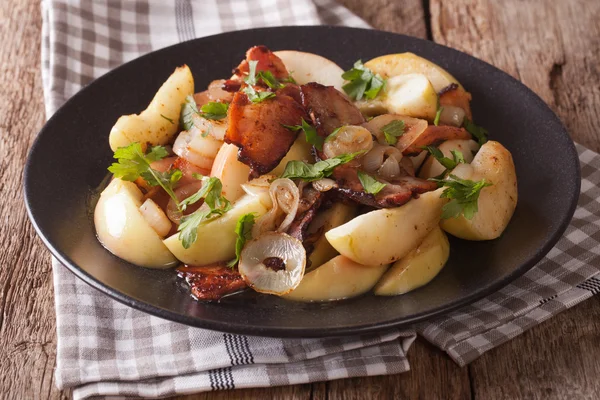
423, 146, 465, 170
177, 176, 232, 249
357, 171, 386, 194
160, 114, 175, 124
199, 102, 229, 120
108, 143, 181, 210
434, 106, 444, 126
342, 60, 386, 101
180, 95, 199, 131
258, 70, 285, 89
243, 85, 276, 103
463, 118, 488, 146
281, 75, 297, 84
430, 174, 492, 220
325, 127, 342, 143
283, 118, 324, 151
227, 213, 257, 268
381, 120, 406, 145
281, 152, 363, 182
244, 60, 259, 85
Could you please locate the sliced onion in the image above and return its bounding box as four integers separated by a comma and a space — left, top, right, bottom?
410, 151, 428, 170
363, 143, 404, 173
166, 181, 203, 224
239, 232, 306, 295
173, 128, 222, 170
193, 114, 228, 141
241, 175, 276, 197
312, 178, 337, 192
379, 155, 401, 180
323, 125, 374, 159
252, 178, 300, 236
139, 198, 172, 237
439, 106, 466, 127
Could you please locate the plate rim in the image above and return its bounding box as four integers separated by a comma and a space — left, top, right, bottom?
24, 25, 581, 337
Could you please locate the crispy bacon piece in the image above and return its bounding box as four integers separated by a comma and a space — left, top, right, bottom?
286, 186, 324, 242
177, 264, 247, 301
225, 91, 306, 176
332, 165, 437, 208
194, 79, 234, 106
300, 83, 365, 137
439, 83, 473, 120
233, 45, 289, 80
402, 125, 472, 155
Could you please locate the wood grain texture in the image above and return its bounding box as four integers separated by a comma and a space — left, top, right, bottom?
0, 0, 68, 398
0, 0, 599, 398
430, 1, 600, 399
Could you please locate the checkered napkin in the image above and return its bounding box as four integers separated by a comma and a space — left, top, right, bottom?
42, 0, 600, 398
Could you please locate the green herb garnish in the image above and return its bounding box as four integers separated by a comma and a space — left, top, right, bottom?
108, 143, 182, 210
463, 118, 488, 146
227, 213, 257, 268
283, 118, 324, 151
342, 60, 385, 101
199, 102, 229, 120
281, 152, 364, 182
434, 106, 444, 126
357, 171, 386, 195
381, 120, 406, 145
430, 174, 492, 220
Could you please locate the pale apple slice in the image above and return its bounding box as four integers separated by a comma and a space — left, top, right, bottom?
210, 143, 251, 202
163, 190, 273, 266
283, 256, 388, 302
365, 52, 462, 92
307, 203, 357, 270
440, 141, 518, 240
109, 65, 194, 151
374, 226, 449, 296
94, 179, 178, 268
384, 73, 439, 120
274, 50, 345, 90
268, 134, 314, 176
325, 189, 446, 266
419, 139, 480, 179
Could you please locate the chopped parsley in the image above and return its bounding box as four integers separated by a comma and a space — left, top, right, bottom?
357, 171, 386, 195
430, 174, 492, 220
381, 120, 406, 145
342, 60, 385, 101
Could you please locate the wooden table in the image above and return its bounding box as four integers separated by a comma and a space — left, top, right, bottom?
2, 0, 599, 398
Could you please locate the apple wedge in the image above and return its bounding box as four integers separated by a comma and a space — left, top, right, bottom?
365, 52, 462, 92
268, 134, 314, 176
419, 139, 480, 179
384, 73, 439, 120
109, 65, 194, 151
307, 203, 357, 270
94, 179, 177, 268
283, 256, 388, 302
274, 50, 345, 90
163, 190, 272, 265
440, 141, 518, 240
374, 226, 449, 296
326, 189, 446, 266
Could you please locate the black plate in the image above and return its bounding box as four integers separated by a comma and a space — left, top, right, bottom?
24, 26, 579, 337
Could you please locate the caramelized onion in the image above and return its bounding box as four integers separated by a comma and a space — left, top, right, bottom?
439, 105, 466, 127
379, 155, 401, 180
238, 232, 306, 295
323, 125, 374, 159
363, 143, 403, 173
312, 178, 337, 192
139, 198, 172, 237
252, 178, 300, 236
166, 181, 203, 224
173, 127, 223, 170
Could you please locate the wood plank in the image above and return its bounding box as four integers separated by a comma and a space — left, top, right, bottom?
430, 0, 600, 151
337, 0, 428, 38
327, 339, 471, 400
0, 0, 67, 398
430, 1, 600, 398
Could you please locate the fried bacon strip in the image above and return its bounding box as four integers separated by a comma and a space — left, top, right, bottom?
177, 264, 247, 301
225, 91, 306, 176
332, 165, 437, 208
402, 125, 472, 155
286, 186, 324, 242
439, 83, 473, 120
223, 45, 290, 92
300, 83, 365, 137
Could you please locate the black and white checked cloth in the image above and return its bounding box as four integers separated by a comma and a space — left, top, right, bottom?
41, 1, 600, 398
